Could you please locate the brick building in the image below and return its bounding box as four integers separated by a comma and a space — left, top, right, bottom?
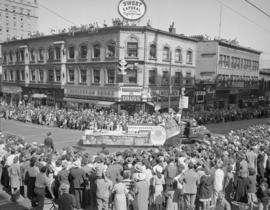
1, 25, 197, 113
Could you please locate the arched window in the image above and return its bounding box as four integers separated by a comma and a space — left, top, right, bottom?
162, 46, 170, 61
175, 48, 182, 62
149, 44, 156, 59
106, 41, 116, 58
68, 46, 75, 59
186, 49, 193, 64
126, 36, 138, 57
80, 44, 88, 59
93, 43, 101, 58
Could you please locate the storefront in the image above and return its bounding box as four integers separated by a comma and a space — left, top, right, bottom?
1, 86, 22, 105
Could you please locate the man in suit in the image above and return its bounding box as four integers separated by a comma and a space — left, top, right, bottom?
44, 132, 54, 151
69, 161, 87, 209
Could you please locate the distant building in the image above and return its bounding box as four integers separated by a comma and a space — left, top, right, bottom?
1, 25, 197, 113
196, 39, 261, 109
259, 68, 270, 81
0, 0, 38, 42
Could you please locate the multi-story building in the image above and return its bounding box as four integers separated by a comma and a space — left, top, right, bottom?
1, 25, 197, 113
196, 39, 261, 109
0, 0, 38, 42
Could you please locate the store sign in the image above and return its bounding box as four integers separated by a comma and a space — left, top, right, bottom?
118, 0, 146, 21
2, 86, 22, 94
122, 95, 141, 101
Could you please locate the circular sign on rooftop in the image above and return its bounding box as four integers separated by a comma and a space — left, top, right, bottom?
118, 0, 147, 21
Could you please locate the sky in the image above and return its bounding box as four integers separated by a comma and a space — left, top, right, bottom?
37, 0, 270, 68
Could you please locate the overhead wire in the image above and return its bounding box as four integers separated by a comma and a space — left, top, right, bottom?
243, 0, 270, 19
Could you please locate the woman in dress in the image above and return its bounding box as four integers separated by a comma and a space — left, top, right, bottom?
112, 176, 128, 210
8, 156, 22, 201
134, 172, 149, 210
152, 165, 165, 210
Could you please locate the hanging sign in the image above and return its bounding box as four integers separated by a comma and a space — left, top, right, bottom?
118, 0, 147, 21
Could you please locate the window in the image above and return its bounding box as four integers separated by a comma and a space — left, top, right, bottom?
9, 51, 13, 62
149, 69, 157, 85
39, 70, 44, 82
55, 46, 61, 60
186, 50, 193, 64
10, 70, 13, 81
55, 68, 61, 82
126, 68, 137, 84
48, 47, 54, 61
16, 70, 20, 81
107, 68, 115, 84
20, 49, 24, 61
68, 46, 75, 59
48, 70, 54, 81
175, 72, 182, 86
80, 68, 87, 83
149, 44, 156, 59
3, 52, 7, 63
21, 70, 25, 81
127, 42, 138, 57
162, 47, 170, 61
30, 49, 35, 61
162, 71, 169, 85
106, 42, 116, 58
80, 45, 87, 59
93, 69, 100, 84
39, 48, 44, 61
68, 68, 74, 83
4, 70, 7, 81
93, 44, 100, 58
31, 69, 35, 81
175, 49, 182, 62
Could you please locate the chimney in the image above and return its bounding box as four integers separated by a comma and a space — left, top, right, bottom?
169, 22, 176, 33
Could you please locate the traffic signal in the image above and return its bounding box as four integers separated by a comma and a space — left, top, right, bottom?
118, 59, 127, 75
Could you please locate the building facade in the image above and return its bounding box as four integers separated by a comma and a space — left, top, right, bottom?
0, 0, 38, 42
196, 40, 261, 109
1, 25, 197, 113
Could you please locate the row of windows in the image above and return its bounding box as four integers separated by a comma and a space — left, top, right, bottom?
219, 54, 259, 71
3, 43, 193, 64
3, 68, 191, 86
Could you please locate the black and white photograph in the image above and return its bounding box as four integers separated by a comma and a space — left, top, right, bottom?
0, 0, 270, 209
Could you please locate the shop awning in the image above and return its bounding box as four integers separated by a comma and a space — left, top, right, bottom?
95, 101, 115, 108
32, 93, 47, 98
146, 102, 155, 106
63, 97, 98, 104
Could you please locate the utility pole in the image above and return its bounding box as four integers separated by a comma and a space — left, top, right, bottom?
168, 51, 172, 111
218, 3, 223, 39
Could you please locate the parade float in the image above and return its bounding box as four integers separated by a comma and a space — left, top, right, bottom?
80, 119, 210, 147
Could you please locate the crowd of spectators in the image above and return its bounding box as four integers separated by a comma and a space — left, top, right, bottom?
1, 122, 270, 209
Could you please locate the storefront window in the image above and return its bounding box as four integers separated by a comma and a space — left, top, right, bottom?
55, 68, 61, 82
80, 69, 87, 83
68, 69, 74, 83
107, 68, 115, 84
127, 42, 138, 57
149, 69, 157, 85
93, 69, 100, 84
68, 46, 75, 59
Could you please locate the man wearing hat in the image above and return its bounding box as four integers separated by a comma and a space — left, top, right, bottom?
44, 132, 54, 151
58, 183, 76, 210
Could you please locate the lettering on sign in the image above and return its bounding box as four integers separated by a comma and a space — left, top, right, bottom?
118, 0, 146, 21
122, 95, 141, 101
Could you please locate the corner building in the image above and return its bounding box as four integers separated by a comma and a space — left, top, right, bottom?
1, 26, 197, 113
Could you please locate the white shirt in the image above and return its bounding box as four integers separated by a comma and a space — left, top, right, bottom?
214, 168, 224, 192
